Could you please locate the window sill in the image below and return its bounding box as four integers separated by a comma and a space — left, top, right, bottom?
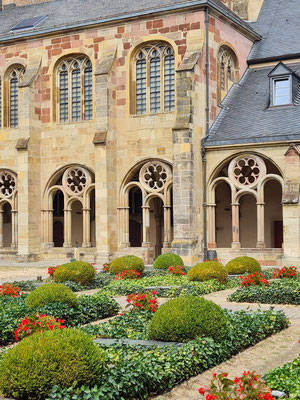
54, 119, 95, 126
130, 111, 175, 118
267, 103, 295, 110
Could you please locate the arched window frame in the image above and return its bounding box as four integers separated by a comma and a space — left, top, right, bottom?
132, 42, 175, 115
1, 65, 25, 129
55, 55, 93, 123
217, 46, 238, 103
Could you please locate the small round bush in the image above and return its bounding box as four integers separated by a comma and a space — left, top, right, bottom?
0, 328, 106, 400
148, 296, 228, 342
153, 253, 184, 270
25, 283, 78, 309
53, 261, 96, 286
225, 256, 261, 274
109, 255, 144, 274
188, 261, 228, 283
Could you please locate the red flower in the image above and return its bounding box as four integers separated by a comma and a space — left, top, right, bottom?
198, 387, 205, 395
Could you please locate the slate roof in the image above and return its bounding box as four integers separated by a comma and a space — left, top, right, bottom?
249, 0, 300, 62
205, 63, 300, 147
0, 0, 258, 42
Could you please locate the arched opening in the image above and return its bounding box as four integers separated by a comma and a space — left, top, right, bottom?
264, 180, 283, 248
240, 194, 257, 248
53, 190, 64, 247
3, 202, 12, 247
129, 186, 142, 247
149, 197, 164, 258
71, 200, 83, 247
215, 182, 231, 248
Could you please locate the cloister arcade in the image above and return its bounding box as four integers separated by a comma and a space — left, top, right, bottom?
118, 159, 173, 258
207, 154, 284, 250
0, 170, 18, 249
42, 165, 95, 248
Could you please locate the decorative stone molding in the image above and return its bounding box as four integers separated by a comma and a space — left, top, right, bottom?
93, 131, 107, 145
15, 138, 30, 150
139, 161, 172, 193
62, 166, 92, 197
0, 170, 17, 199
228, 155, 266, 189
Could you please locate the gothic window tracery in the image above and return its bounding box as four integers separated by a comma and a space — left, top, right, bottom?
218, 47, 238, 103
57, 56, 93, 123
134, 43, 175, 114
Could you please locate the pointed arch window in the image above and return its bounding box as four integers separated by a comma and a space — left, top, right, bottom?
134, 43, 175, 115
56, 56, 93, 123
2, 66, 25, 129
218, 46, 238, 103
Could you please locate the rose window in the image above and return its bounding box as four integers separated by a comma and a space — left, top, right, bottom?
140, 162, 170, 192
63, 167, 91, 196
0, 171, 16, 198
232, 157, 261, 186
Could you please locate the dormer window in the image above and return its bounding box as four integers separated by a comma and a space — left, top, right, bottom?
269, 62, 296, 107
273, 77, 291, 106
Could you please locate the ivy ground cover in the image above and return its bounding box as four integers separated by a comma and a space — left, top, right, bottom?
228, 278, 300, 305
45, 308, 289, 400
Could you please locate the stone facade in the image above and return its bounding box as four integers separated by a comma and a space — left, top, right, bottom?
0, 0, 284, 267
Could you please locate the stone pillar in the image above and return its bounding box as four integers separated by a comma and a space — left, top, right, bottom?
163, 205, 172, 248
231, 203, 241, 249
207, 204, 216, 248
0, 210, 4, 248
256, 202, 265, 248
11, 209, 18, 249
171, 69, 197, 265
82, 207, 91, 247
142, 205, 150, 247
63, 209, 72, 247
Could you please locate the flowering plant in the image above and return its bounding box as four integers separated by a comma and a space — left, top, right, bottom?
48, 265, 59, 276
0, 283, 23, 297
14, 313, 66, 342
126, 291, 158, 312
115, 269, 141, 280
198, 371, 274, 400
168, 265, 186, 275
240, 272, 269, 287
102, 263, 110, 273
273, 266, 298, 279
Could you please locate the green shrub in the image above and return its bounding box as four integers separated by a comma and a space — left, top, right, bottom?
187, 261, 228, 283
225, 256, 261, 274
53, 261, 96, 286
148, 296, 228, 342
25, 283, 78, 309
109, 255, 144, 274
153, 253, 184, 270
0, 328, 106, 400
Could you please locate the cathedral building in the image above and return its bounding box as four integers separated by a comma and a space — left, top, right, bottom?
0, 0, 296, 267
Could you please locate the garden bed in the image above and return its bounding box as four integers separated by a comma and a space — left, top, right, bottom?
0, 291, 119, 345
43, 308, 289, 400
228, 278, 300, 305
264, 353, 300, 399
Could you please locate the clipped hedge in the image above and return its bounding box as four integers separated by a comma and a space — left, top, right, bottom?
153, 253, 184, 270
188, 261, 228, 283
228, 278, 300, 305
148, 296, 228, 342
225, 256, 261, 274
0, 328, 106, 400
25, 283, 78, 309
109, 255, 144, 274
264, 354, 300, 399
54, 262, 96, 286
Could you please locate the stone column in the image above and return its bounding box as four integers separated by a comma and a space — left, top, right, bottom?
0, 210, 4, 248
142, 205, 150, 247
256, 202, 265, 248
207, 204, 216, 248
63, 209, 72, 247
82, 207, 91, 247
11, 209, 18, 249
163, 205, 172, 248
231, 203, 241, 249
